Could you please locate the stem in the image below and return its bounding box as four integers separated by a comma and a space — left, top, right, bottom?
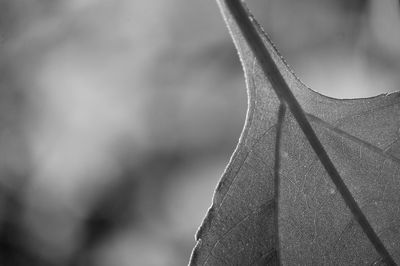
222, 0, 396, 265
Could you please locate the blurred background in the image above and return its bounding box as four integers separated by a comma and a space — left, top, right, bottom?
0, 0, 399, 265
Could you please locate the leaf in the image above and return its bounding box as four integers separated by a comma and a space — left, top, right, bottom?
189, 1, 400, 265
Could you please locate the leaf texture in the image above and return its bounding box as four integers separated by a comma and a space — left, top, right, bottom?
190, 1, 400, 265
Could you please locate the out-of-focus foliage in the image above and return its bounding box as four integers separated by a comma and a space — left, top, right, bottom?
0, 0, 399, 265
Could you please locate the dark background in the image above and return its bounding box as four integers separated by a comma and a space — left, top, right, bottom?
0, 0, 399, 265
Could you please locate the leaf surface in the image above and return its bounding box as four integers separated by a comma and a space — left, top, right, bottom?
190, 1, 400, 265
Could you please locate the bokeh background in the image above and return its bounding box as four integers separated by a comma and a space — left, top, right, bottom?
0, 0, 399, 265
